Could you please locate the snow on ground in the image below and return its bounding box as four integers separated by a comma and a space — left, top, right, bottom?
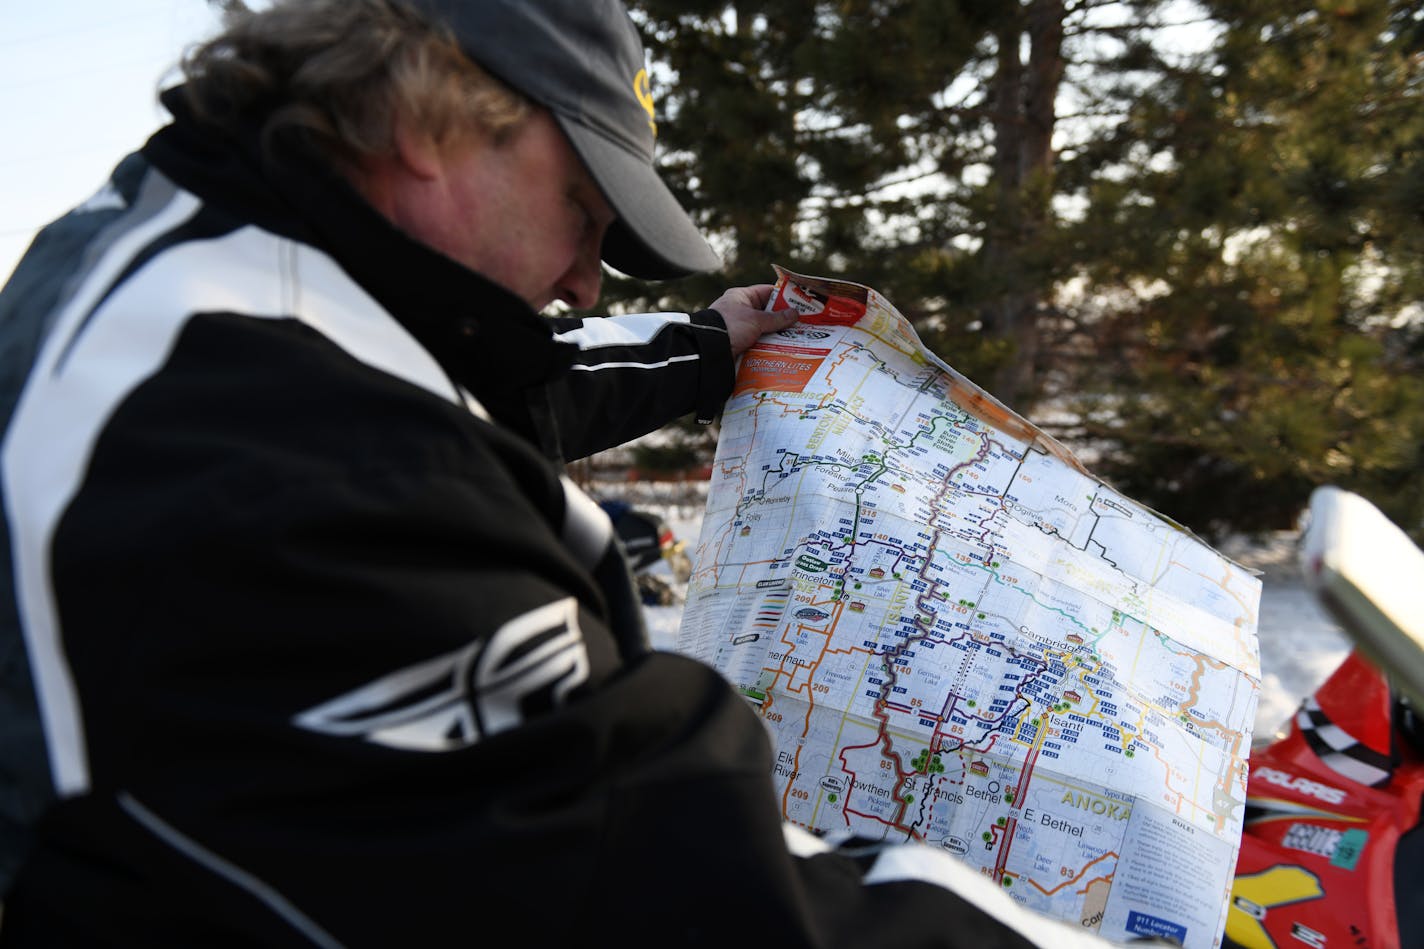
628, 489, 1352, 744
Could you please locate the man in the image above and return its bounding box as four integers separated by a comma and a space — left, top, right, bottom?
0, 1, 1126, 946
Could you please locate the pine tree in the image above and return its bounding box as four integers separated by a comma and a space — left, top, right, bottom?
606, 1, 1193, 410
1070, 0, 1424, 539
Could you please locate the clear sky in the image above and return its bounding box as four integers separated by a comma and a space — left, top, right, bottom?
0, 0, 225, 283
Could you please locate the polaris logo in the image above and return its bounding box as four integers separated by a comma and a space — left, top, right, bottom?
778, 328, 831, 340
794, 607, 829, 621
1254, 766, 1347, 805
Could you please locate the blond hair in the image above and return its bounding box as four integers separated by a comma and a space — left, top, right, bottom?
181, 0, 530, 167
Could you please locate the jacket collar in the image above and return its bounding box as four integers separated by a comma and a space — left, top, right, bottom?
141, 86, 578, 437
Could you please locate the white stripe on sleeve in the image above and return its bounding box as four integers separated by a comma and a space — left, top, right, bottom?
553, 312, 690, 349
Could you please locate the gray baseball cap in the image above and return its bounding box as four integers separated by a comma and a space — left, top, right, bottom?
402, 0, 722, 280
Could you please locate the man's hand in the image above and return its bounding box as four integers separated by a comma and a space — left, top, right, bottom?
709, 284, 799, 356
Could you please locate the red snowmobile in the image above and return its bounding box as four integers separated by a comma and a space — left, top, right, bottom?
1224, 488, 1424, 949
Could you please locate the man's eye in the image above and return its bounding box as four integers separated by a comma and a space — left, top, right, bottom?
570, 197, 593, 234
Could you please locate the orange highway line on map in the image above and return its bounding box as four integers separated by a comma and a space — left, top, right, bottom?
1150, 743, 1185, 814
1028, 851, 1119, 897
1180, 656, 1234, 734
781, 703, 815, 817
745, 386, 840, 420
776, 609, 851, 815
766, 683, 814, 819
1077, 873, 1115, 896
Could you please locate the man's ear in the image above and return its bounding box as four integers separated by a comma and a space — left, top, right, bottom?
392, 114, 443, 181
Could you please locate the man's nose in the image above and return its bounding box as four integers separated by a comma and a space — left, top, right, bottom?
557, 245, 603, 310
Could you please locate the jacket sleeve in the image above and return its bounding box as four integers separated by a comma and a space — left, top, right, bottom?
545, 309, 735, 460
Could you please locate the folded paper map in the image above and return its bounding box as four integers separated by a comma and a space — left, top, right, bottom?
678, 267, 1262, 948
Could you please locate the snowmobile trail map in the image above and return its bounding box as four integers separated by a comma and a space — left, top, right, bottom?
678, 268, 1263, 949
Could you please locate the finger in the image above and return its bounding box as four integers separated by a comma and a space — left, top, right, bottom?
745, 283, 776, 308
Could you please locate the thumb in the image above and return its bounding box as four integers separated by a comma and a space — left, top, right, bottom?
766, 306, 799, 329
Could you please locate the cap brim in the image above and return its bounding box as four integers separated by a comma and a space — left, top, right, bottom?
556, 116, 722, 281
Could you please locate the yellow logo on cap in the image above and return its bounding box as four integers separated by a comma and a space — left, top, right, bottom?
633, 68, 657, 138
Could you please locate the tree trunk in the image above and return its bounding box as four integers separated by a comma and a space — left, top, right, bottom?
979, 0, 1065, 410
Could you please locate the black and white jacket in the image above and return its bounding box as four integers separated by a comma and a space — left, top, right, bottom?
0, 92, 1080, 948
